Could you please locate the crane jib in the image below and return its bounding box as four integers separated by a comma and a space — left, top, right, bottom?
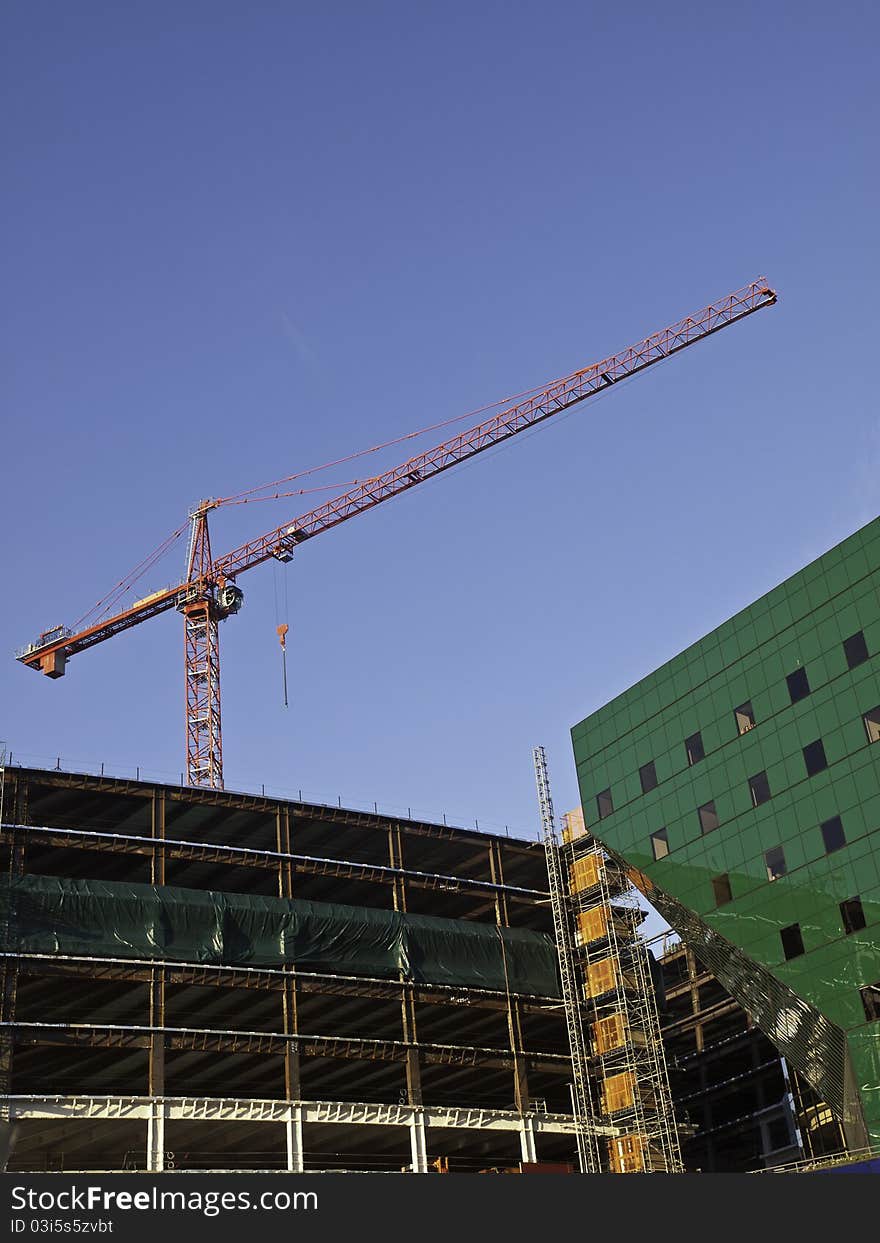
212, 280, 775, 581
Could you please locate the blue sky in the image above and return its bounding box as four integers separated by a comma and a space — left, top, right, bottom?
2, 3, 878, 860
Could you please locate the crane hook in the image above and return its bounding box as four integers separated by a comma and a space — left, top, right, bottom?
276, 624, 289, 707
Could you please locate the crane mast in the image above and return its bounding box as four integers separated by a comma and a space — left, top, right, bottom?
16, 279, 777, 788
182, 505, 240, 788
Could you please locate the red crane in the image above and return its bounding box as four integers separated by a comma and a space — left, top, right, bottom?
17, 279, 777, 788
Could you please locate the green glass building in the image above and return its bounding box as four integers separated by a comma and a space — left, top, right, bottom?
571, 518, 880, 1150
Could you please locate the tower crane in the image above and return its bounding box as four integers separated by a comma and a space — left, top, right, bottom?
16, 279, 777, 789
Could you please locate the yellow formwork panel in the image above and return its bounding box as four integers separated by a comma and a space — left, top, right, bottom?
584, 956, 617, 999
608, 1135, 667, 1173
569, 852, 604, 894
576, 906, 610, 945
561, 806, 587, 844
583, 956, 639, 1000
608, 1134, 647, 1174
601, 1070, 636, 1115
592, 1012, 650, 1054
592, 1012, 626, 1054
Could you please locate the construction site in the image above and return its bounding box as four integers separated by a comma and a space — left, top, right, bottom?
3, 279, 878, 1175
0, 756, 686, 1173
0, 764, 585, 1172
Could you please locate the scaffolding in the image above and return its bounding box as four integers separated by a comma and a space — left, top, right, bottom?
532, 747, 602, 1173
562, 805, 683, 1172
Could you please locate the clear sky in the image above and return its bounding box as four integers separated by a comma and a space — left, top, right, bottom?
2, 3, 878, 862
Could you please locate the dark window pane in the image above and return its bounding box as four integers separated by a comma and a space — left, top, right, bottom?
767, 1116, 794, 1151
863, 706, 880, 744
844, 630, 869, 670
786, 667, 811, 703
765, 846, 787, 881
596, 788, 614, 820
780, 923, 804, 960
803, 738, 828, 777
840, 896, 866, 935
639, 760, 658, 795
698, 801, 719, 834
734, 701, 756, 735
862, 982, 880, 1022
685, 731, 705, 766
821, 815, 846, 853
650, 828, 669, 861
712, 873, 732, 906
749, 770, 772, 807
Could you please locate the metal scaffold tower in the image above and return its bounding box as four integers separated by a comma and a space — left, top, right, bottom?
562, 806, 683, 1172
532, 746, 602, 1173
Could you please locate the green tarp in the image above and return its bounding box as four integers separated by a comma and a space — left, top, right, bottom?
0, 873, 560, 997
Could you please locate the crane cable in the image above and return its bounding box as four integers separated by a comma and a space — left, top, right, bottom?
214, 372, 574, 509
272, 560, 290, 709
72, 522, 189, 630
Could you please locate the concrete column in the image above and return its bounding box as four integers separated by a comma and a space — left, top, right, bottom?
146, 1103, 165, 1172
148, 972, 165, 1094
689, 949, 704, 1054
275, 807, 293, 897
409, 1111, 428, 1173
149, 791, 166, 1137
490, 841, 529, 1112
151, 790, 166, 885
390, 825, 422, 1106
283, 978, 302, 1100
519, 1115, 538, 1164
286, 1107, 305, 1173
277, 807, 301, 1100
0, 776, 26, 1115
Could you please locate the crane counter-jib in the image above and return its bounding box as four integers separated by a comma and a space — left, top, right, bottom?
16, 584, 186, 677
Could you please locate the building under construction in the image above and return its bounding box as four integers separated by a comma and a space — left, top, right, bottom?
8, 760, 864, 1174
0, 764, 612, 1173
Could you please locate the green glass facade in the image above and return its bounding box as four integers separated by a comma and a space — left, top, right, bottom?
571, 518, 880, 1149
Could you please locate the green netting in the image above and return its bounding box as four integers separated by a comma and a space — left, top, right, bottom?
0, 873, 560, 997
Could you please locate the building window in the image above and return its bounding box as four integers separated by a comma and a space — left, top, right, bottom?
843, 630, 869, 670
863, 706, 880, 744
650, 828, 669, 861
698, 801, 719, 834
749, 770, 772, 807
820, 815, 846, 854
840, 896, 866, 935
780, 923, 804, 960
596, 788, 614, 820
712, 873, 732, 906
765, 845, 787, 881
803, 738, 828, 777
786, 667, 810, 703
734, 701, 756, 735
766, 1115, 794, 1152
685, 731, 705, 766
639, 760, 658, 795
808, 1104, 834, 1132
862, 981, 880, 1022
